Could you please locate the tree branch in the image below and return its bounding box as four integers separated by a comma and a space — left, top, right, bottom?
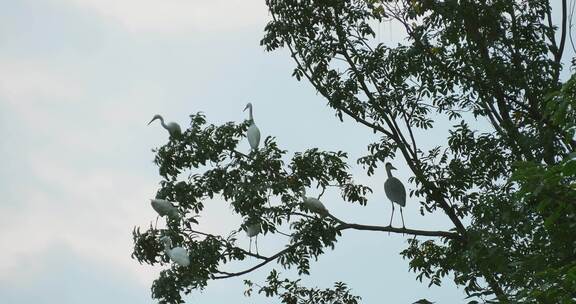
331, 10, 418, 160
269, 12, 395, 140
337, 222, 459, 239
557, 0, 568, 69
327, 212, 458, 239
213, 241, 304, 279
211, 211, 458, 280
186, 229, 268, 260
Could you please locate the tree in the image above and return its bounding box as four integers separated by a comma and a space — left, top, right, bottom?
132, 0, 576, 303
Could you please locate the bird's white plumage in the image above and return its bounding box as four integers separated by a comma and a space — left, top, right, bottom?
247, 124, 260, 150
303, 197, 329, 215
166, 122, 182, 136
244, 103, 260, 151
148, 114, 182, 138
150, 199, 180, 220
167, 247, 190, 266
159, 236, 190, 267
159, 236, 172, 246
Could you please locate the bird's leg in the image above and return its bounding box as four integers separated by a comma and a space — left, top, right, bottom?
155, 216, 159, 229
400, 207, 406, 230
388, 202, 395, 236
389, 202, 395, 227
255, 235, 259, 255
249, 238, 253, 255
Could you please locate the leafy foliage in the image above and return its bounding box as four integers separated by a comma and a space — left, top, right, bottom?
245, 271, 361, 304
132, 0, 576, 303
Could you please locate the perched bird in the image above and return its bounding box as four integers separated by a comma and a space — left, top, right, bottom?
384, 162, 406, 228
243, 103, 261, 151
148, 114, 182, 138
159, 236, 190, 267
150, 199, 180, 220
301, 188, 329, 216
245, 222, 261, 254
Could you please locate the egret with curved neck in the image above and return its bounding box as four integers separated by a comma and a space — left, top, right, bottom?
159, 236, 190, 267
148, 114, 182, 138
384, 162, 406, 228
243, 103, 260, 151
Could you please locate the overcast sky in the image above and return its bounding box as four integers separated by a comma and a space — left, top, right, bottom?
0, 1, 571, 303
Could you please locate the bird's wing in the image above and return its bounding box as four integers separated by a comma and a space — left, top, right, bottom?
170, 248, 190, 266
316, 201, 328, 212
172, 123, 182, 134
246, 224, 261, 237
151, 201, 168, 216
248, 124, 260, 149
384, 177, 407, 206
304, 198, 328, 215
167, 123, 181, 136
167, 208, 180, 220
317, 202, 329, 215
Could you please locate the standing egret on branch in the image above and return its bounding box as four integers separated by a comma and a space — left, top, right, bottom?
148, 114, 182, 138
243, 103, 260, 151
245, 222, 261, 254
301, 188, 329, 216
159, 236, 190, 267
384, 162, 406, 228
150, 199, 180, 220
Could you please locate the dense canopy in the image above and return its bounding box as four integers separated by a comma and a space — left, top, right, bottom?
132, 1, 576, 303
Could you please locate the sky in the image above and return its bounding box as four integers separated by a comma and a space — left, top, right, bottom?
0, 1, 571, 303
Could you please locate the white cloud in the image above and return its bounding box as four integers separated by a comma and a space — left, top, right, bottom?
0, 160, 155, 279
0, 244, 155, 304
0, 58, 158, 283
66, 0, 269, 33
0, 60, 83, 105
0, 56, 247, 282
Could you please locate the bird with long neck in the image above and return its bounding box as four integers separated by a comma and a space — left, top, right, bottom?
159, 236, 190, 267
148, 114, 182, 138
384, 162, 406, 228
243, 103, 260, 152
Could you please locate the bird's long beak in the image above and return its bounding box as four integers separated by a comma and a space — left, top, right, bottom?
391, 165, 397, 170
147, 117, 157, 125
243, 105, 249, 111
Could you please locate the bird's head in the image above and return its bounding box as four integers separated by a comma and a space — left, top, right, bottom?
300, 186, 307, 200
159, 236, 172, 247
385, 162, 396, 171
150, 198, 159, 208
243, 102, 253, 112
148, 114, 162, 125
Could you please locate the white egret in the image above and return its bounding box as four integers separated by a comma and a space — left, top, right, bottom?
159, 236, 190, 267
245, 222, 261, 254
243, 103, 260, 151
384, 162, 406, 228
301, 188, 329, 216
150, 199, 180, 220
148, 114, 182, 138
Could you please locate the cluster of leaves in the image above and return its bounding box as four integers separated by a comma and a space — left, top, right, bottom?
244, 270, 361, 304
